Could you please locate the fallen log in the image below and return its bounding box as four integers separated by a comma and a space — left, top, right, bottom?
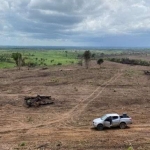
24, 95, 54, 107
144, 70, 150, 75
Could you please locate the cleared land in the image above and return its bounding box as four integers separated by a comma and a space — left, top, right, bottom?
0, 55, 150, 150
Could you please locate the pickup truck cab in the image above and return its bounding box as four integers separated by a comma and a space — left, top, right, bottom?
93, 113, 132, 130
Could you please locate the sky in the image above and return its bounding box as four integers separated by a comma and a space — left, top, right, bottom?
1, 0, 150, 47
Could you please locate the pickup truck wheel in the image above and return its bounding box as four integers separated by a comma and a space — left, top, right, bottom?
97, 124, 104, 131
120, 122, 127, 129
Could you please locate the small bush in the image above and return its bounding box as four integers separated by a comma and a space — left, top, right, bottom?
97, 58, 104, 66
27, 62, 37, 67
57, 63, 62, 65
44, 63, 47, 66
127, 146, 133, 150
20, 142, 26, 146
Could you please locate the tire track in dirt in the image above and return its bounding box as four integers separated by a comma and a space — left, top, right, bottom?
2, 67, 149, 134
63, 69, 123, 126
0, 123, 150, 135
41, 68, 123, 127
71, 71, 122, 120
0, 69, 123, 133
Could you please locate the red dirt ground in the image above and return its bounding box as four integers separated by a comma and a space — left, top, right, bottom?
0, 60, 150, 150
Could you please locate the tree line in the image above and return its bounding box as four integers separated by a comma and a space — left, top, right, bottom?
108, 58, 150, 66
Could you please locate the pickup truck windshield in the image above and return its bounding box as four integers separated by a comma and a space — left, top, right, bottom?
101, 115, 107, 120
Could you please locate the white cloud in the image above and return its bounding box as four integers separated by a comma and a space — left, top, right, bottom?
1, 0, 150, 46
26, 0, 150, 35
0, 1, 9, 12
66, 0, 150, 35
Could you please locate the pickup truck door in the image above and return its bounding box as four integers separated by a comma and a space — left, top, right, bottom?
104, 117, 111, 127
112, 116, 120, 126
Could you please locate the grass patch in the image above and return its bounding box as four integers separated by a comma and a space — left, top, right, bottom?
0, 49, 79, 68
0, 62, 15, 69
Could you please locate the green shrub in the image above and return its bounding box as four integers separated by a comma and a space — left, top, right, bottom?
97, 58, 104, 66
27, 62, 37, 67
127, 146, 133, 150
57, 62, 62, 65
20, 142, 26, 146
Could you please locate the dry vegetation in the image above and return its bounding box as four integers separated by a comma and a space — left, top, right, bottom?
0, 56, 150, 150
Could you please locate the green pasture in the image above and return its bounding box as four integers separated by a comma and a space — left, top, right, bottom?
0, 48, 148, 69
23, 50, 79, 66
0, 50, 79, 69
0, 62, 15, 69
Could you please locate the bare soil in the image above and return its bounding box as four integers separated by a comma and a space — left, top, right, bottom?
0, 60, 150, 150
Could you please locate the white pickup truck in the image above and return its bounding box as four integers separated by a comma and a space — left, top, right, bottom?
93, 113, 132, 130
